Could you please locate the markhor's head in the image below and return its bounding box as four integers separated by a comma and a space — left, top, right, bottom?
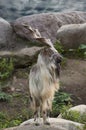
38, 47, 62, 67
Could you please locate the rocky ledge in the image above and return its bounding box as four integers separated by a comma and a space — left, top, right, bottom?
4, 105, 86, 130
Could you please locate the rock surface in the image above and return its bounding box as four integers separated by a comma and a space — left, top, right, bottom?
4, 118, 83, 130
57, 23, 86, 49
0, 17, 12, 50
0, 17, 46, 52
60, 59, 86, 105
69, 104, 86, 114
0, 47, 42, 67
4, 126, 66, 130
0, 17, 35, 51
13, 11, 86, 44
1, 12, 86, 51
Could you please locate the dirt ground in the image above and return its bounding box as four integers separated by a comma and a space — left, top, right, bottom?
0, 58, 86, 122
60, 59, 86, 105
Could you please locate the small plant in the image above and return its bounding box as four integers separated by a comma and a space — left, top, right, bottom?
52, 91, 72, 117
76, 44, 86, 58
0, 92, 12, 102
61, 110, 86, 124
55, 41, 86, 59
83, 124, 86, 130
0, 58, 14, 102
55, 41, 67, 67
0, 109, 33, 129
66, 44, 86, 58
0, 112, 22, 128
0, 58, 14, 80
7, 119, 22, 128
54, 41, 64, 54
20, 109, 33, 121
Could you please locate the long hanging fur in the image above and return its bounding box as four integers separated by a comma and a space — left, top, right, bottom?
29, 47, 62, 125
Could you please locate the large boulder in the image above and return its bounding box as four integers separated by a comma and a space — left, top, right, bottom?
13, 11, 86, 44
18, 118, 84, 130
4, 126, 66, 130
4, 118, 84, 130
0, 17, 12, 50
57, 23, 86, 49
0, 17, 38, 51
0, 17, 46, 51
1, 12, 86, 51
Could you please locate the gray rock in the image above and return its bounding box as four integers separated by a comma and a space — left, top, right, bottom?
0, 16, 55, 53
58, 105, 86, 118
13, 12, 86, 44
0, 18, 32, 51
0, 17, 13, 50
1, 12, 86, 51
57, 23, 86, 49
20, 118, 84, 130
0, 17, 44, 51
69, 104, 86, 114
0, 47, 42, 67
3, 125, 66, 130
4, 118, 84, 130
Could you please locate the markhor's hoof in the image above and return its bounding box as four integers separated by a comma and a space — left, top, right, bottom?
35, 123, 40, 126
44, 122, 50, 125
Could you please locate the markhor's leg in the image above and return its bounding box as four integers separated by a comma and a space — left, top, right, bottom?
34, 107, 40, 126
42, 111, 50, 125
42, 101, 50, 125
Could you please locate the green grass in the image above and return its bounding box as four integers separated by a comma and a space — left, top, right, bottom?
0, 57, 14, 102
54, 41, 64, 54
0, 91, 33, 129
0, 58, 14, 80
52, 91, 72, 117
61, 110, 86, 130
62, 110, 86, 124
0, 109, 33, 129
55, 41, 86, 59
0, 112, 22, 128
0, 92, 12, 102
